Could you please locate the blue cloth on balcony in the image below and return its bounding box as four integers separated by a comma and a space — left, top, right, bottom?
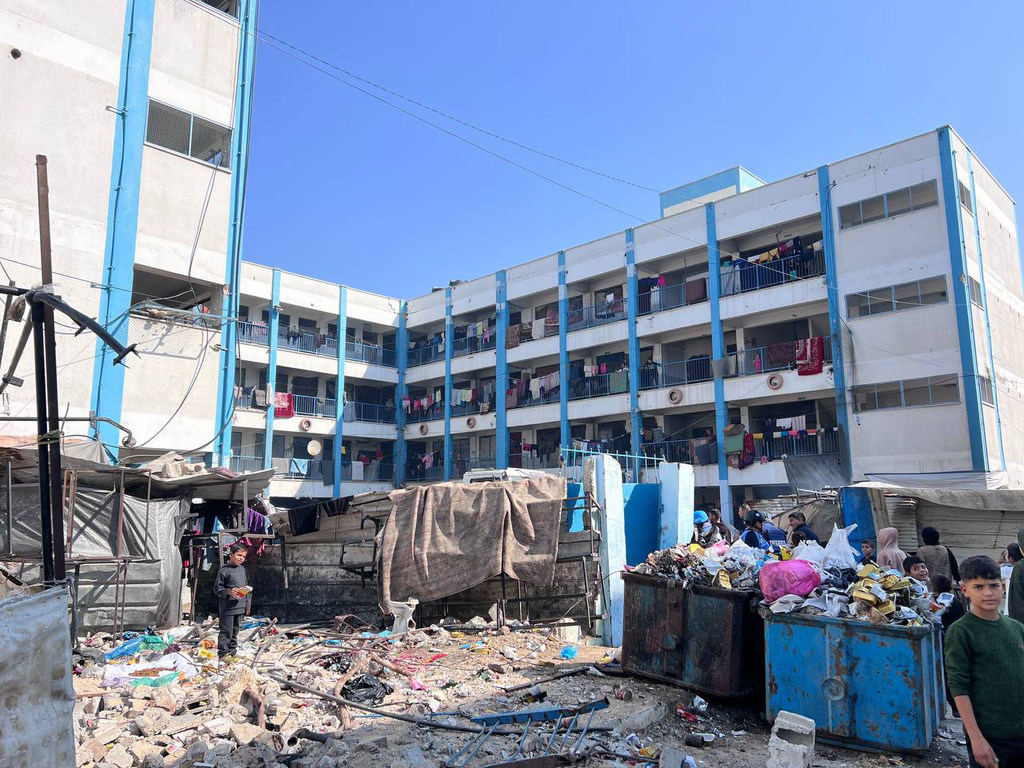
289, 458, 309, 475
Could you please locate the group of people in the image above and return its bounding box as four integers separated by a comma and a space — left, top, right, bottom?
692, 502, 820, 552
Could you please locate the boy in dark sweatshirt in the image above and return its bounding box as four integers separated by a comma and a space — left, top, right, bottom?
215, 542, 250, 660
944, 555, 1024, 768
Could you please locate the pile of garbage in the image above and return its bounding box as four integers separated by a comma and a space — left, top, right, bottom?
629, 539, 772, 591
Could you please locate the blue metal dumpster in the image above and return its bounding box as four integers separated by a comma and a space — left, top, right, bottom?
764, 611, 943, 752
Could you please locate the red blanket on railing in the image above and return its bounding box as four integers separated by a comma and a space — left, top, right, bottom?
796, 337, 824, 375
274, 392, 294, 418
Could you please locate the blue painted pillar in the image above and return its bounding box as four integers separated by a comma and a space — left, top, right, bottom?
495, 271, 509, 469
90, 0, 157, 449
443, 287, 454, 481
706, 203, 732, 523
213, 0, 258, 466
395, 302, 408, 485
817, 165, 852, 481
937, 127, 987, 471
558, 251, 570, 449
263, 270, 281, 469
333, 286, 348, 496
625, 229, 642, 464
967, 150, 1005, 470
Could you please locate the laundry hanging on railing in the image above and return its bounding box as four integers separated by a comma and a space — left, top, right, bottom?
796, 336, 825, 375
274, 392, 294, 418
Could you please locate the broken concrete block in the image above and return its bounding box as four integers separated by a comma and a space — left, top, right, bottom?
767, 710, 815, 768
102, 693, 125, 712
83, 696, 100, 715
105, 744, 133, 768
76, 738, 107, 766
135, 708, 172, 737
198, 717, 232, 738
613, 702, 667, 734
150, 687, 179, 713
140, 755, 166, 768
129, 741, 164, 763
215, 665, 256, 706
92, 723, 122, 745
229, 722, 266, 746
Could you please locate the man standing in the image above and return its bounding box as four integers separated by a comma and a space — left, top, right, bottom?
1011, 530, 1024, 624
917, 527, 960, 585
787, 511, 820, 544
215, 542, 250, 661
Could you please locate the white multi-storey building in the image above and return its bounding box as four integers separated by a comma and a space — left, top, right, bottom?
2, 5, 1021, 520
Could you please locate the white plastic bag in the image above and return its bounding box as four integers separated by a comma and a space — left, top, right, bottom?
792, 541, 826, 565
821, 523, 859, 569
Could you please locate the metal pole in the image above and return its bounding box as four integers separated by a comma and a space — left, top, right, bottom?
5, 458, 12, 556
31, 302, 54, 583
36, 155, 66, 581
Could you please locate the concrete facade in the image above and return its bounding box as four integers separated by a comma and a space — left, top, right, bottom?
2, 5, 1021, 509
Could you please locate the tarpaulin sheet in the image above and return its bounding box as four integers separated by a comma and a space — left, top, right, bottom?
0, 587, 75, 767
863, 471, 1008, 491
783, 454, 848, 492
377, 476, 566, 612
2, 486, 187, 631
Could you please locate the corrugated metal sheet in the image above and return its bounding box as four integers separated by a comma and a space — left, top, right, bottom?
0, 587, 75, 767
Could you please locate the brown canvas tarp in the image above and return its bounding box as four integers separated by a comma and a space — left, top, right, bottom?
377, 476, 566, 611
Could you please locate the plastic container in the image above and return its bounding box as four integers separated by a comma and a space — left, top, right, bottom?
763, 611, 943, 752
621, 572, 764, 698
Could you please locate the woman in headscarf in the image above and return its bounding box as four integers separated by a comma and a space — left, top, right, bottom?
875, 527, 909, 573
1010, 528, 1024, 623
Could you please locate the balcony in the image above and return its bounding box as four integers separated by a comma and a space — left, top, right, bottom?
346, 341, 396, 368
450, 401, 482, 417
229, 455, 264, 474
754, 427, 841, 461
406, 404, 444, 423
272, 457, 328, 481
567, 298, 626, 332
637, 278, 708, 316
292, 394, 336, 419
452, 334, 496, 358
508, 387, 560, 410
238, 320, 269, 346
568, 371, 630, 401
408, 343, 445, 368
345, 401, 396, 424
339, 460, 393, 483
724, 336, 831, 378
719, 250, 825, 298
642, 439, 693, 464
638, 358, 712, 390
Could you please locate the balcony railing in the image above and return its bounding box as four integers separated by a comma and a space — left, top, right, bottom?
450, 401, 482, 417
292, 394, 336, 418
406, 405, 444, 423
642, 439, 694, 464
754, 427, 841, 461
568, 371, 630, 401
346, 401, 396, 424
229, 455, 264, 474
567, 298, 627, 332
508, 387, 560, 410
278, 330, 338, 357
637, 279, 709, 316
719, 250, 826, 298
638, 358, 713, 390
345, 341, 396, 368
339, 460, 393, 482
408, 343, 445, 367
561, 447, 662, 483
724, 336, 832, 378
452, 334, 496, 358
237, 321, 270, 346
271, 457, 328, 481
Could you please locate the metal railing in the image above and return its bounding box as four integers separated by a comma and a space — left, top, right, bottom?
271, 457, 327, 481
229, 455, 264, 474
719, 250, 826, 298
724, 336, 831, 378
408, 343, 445, 367
511, 453, 561, 470
452, 334, 496, 358
347, 401, 396, 423
278, 330, 338, 357
568, 372, 630, 401
234, 390, 255, 409
450, 401, 482, 417
561, 447, 662, 484
567, 298, 627, 332
638, 358, 713, 390
509, 387, 560, 410
642, 439, 694, 464
339, 460, 393, 482
345, 341, 396, 367
292, 394, 336, 418
406, 405, 445, 423
237, 320, 270, 346
754, 427, 842, 461
637, 279, 709, 316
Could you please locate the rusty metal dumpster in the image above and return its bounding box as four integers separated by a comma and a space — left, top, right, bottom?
764, 611, 943, 752
621, 572, 764, 698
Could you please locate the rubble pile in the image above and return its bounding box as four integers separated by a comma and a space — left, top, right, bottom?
71, 618, 757, 768
630, 540, 769, 592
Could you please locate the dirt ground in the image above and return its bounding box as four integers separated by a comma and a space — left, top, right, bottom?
71, 620, 969, 768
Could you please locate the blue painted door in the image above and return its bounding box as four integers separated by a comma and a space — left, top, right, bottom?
622, 483, 661, 565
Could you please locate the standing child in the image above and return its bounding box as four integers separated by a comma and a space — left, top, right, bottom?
215, 542, 250, 661
944, 555, 1024, 767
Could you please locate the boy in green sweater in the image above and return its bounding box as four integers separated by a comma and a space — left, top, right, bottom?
945, 555, 1024, 768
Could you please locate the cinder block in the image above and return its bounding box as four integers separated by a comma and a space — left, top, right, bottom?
767, 710, 815, 768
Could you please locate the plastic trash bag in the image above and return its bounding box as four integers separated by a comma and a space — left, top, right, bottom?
821, 523, 859, 570
342, 674, 393, 705
104, 634, 169, 661
792, 541, 826, 565
758, 559, 822, 603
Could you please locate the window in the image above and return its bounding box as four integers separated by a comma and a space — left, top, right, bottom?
200, 0, 237, 17
839, 180, 939, 229
979, 376, 995, 406
846, 276, 947, 318
146, 100, 231, 169
968, 276, 984, 307
852, 374, 960, 412
959, 181, 974, 215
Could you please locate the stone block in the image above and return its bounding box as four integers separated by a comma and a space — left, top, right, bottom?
105, 744, 133, 768
613, 703, 667, 734
135, 709, 172, 737
92, 723, 123, 745
129, 741, 164, 763
102, 694, 126, 712
229, 722, 266, 746
76, 738, 107, 766
150, 688, 179, 714
767, 710, 815, 768
198, 717, 232, 738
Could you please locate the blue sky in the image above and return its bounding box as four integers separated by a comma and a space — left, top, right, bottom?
243, 2, 1023, 299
